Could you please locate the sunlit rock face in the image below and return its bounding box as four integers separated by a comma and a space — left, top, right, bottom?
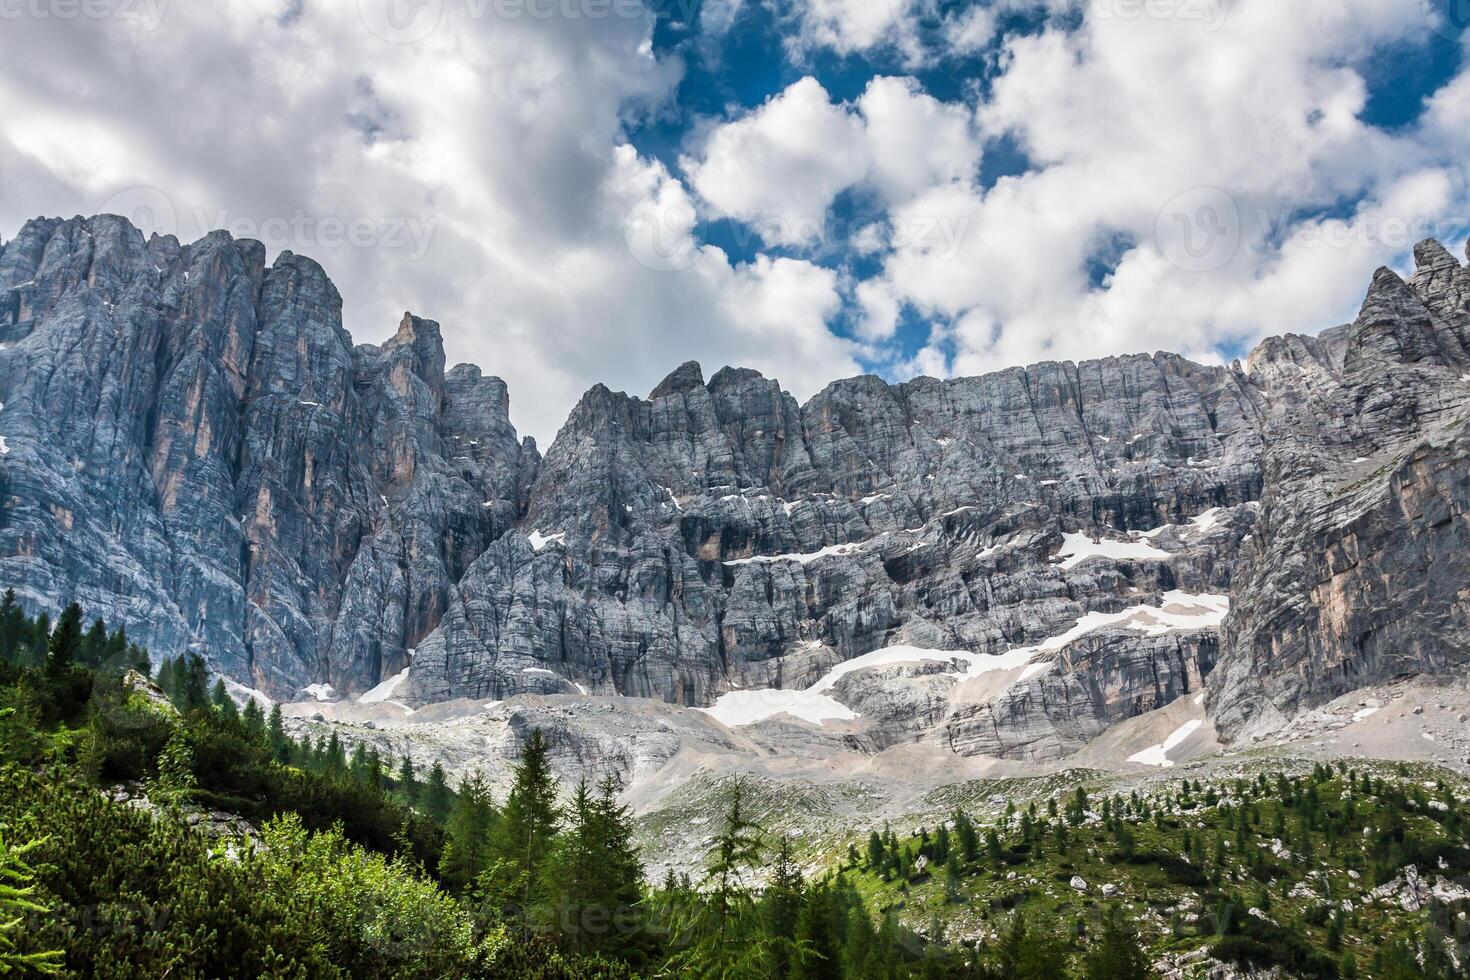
2, 213, 1467, 755
1209, 243, 1470, 741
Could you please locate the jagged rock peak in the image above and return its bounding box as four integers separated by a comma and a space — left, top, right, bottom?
650, 360, 705, 399
1413, 238, 1459, 274
708, 365, 768, 389
391, 310, 441, 346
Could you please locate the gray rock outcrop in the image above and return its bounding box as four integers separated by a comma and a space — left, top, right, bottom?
3, 212, 1468, 760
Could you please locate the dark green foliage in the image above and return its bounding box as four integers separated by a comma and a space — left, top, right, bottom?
992, 914, 1067, 979
44, 602, 82, 680
481, 729, 561, 927
0, 766, 338, 977
2, 600, 1467, 978
1081, 913, 1155, 979
550, 778, 646, 962
423, 760, 453, 821
0, 826, 62, 975
440, 773, 498, 893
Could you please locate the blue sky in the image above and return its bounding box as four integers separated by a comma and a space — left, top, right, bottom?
624, 0, 1470, 379
2, 1, 1469, 442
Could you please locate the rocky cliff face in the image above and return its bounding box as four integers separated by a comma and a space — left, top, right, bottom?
1207, 241, 1470, 740
0, 215, 536, 696
3, 213, 1467, 759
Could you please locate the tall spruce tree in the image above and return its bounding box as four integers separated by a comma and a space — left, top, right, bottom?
485, 729, 561, 928
552, 777, 644, 958
0, 589, 22, 662
241, 697, 265, 741
397, 754, 419, 802
266, 703, 290, 762
440, 774, 498, 893
993, 914, 1067, 979
423, 761, 453, 821
176, 654, 209, 714
662, 779, 778, 977
764, 834, 804, 951
79, 619, 107, 668
792, 882, 840, 980
44, 602, 82, 680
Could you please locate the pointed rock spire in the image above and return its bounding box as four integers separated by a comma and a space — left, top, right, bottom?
650, 360, 705, 399
1344, 266, 1443, 372
1413, 238, 1458, 275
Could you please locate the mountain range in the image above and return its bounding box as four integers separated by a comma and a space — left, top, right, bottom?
2, 213, 1467, 762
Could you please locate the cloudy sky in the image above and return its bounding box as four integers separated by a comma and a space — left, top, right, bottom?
2, 0, 1469, 443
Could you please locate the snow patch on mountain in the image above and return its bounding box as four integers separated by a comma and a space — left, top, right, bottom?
1127, 719, 1204, 767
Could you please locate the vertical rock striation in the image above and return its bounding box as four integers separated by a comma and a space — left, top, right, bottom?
3, 213, 1469, 758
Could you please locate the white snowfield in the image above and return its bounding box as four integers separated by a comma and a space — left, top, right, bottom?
303, 683, 337, 702
1137, 508, 1224, 539
361, 666, 411, 704
704, 590, 1229, 729
700, 688, 859, 727
808, 643, 1043, 693
225, 677, 274, 707
1127, 719, 1204, 768
1054, 532, 1169, 569
723, 541, 864, 566
527, 530, 566, 552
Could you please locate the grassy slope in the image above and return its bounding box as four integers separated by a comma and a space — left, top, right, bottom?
638, 757, 1470, 976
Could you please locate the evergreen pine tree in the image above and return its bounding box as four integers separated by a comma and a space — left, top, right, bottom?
994, 914, 1067, 979
551, 777, 644, 958
663, 779, 774, 977
866, 830, 885, 869
325, 732, 345, 772
792, 881, 839, 980
209, 678, 242, 725
102, 625, 127, 670
241, 697, 265, 741
423, 761, 453, 821
266, 703, 290, 762
0, 589, 17, 662
953, 810, 978, 864
349, 742, 369, 782
177, 654, 209, 713
44, 602, 82, 680
79, 618, 107, 668
764, 834, 804, 974
841, 903, 877, 976
440, 773, 498, 893
485, 729, 561, 927
1081, 912, 1155, 979
398, 754, 419, 802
